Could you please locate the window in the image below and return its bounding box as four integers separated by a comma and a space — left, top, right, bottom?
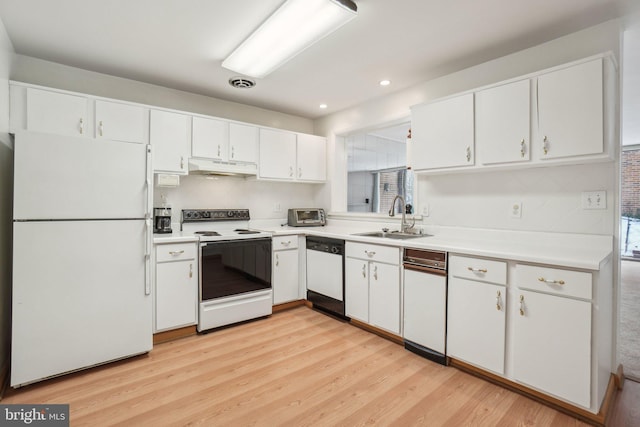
346, 123, 413, 213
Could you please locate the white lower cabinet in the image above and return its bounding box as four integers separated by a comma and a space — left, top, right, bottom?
447, 255, 507, 374
272, 236, 300, 305
154, 242, 198, 332
513, 282, 592, 408
345, 242, 400, 334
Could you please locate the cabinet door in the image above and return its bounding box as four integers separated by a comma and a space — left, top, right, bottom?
476, 79, 530, 165
155, 260, 197, 331
26, 88, 88, 137
345, 258, 369, 322
296, 134, 326, 181
369, 262, 400, 334
513, 290, 591, 407
537, 58, 603, 159
273, 249, 299, 304
259, 128, 297, 180
447, 277, 506, 374
192, 116, 229, 160
95, 100, 146, 144
229, 123, 258, 163
150, 110, 189, 174
411, 93, 474, 170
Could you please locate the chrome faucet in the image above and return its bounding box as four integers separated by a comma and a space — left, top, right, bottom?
388, 195, 414, 233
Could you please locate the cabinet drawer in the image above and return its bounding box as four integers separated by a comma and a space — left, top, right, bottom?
156, 243, 197, 263
515, 264, 592, 300
449, 255, 507, 285
273, 235, 298, 250
346, 242, 399, 265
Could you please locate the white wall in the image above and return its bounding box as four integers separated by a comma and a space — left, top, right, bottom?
315, 19, 622, 235
622, 25, 640, 146
154, 176, 326, 226
0, 15, 13, 382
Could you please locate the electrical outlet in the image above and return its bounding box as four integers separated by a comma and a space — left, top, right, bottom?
581, 191, 606, 210
421, 203, 429, 217
510, 202, 522, 219
273, 203, 281, 212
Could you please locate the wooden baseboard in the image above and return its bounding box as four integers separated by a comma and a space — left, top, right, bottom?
272, 300, 306, 313
153, 325, 197, 345
348, 318, 404, 345
449, 358, 618, 427
0, 359, 8, 401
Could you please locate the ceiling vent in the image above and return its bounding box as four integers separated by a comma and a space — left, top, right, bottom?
229, 77, 256, 89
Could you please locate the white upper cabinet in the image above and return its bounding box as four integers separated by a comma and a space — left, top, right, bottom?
150, 109, 190, 175
259, 128, 297, 180
26, 88, 89, 137
296, 133, 326, 182
476, 79, 530, 165
537, 58, 603, 160
95, 100, 147, 144
229, 122, 258, 163
191, 116, 229, 161
258, 128, 326, 182
411, 93, 475, 170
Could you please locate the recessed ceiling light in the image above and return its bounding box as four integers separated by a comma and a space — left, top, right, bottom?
319, 103, 328, 109
379, 79, 391, 86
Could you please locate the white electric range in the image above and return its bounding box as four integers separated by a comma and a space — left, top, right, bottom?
181, 209, 273, 332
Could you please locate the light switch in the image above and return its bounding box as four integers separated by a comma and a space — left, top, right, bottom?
581, 191, 606, 210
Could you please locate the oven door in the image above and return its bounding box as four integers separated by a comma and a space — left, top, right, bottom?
200, 237, 272, 301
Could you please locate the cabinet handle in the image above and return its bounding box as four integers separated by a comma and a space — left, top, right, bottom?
362, 264, 366, 278
520, 139, 525, 158
217, 145, 221, 157
275, 253, 279, 267
169, 250, 184, 256
231, 146, 235, 159
99, 120, 104, 137
466, 146, 471, 162
538, 277, 565, 285
519, 295, 525, 316
79, 118, 84, 134
496, 290, 501, 311
373, 265, 378, 281
542, 136, 548, 155
189, 263, 193, 278
289, 166, 294, 177
467, 267, 487, 273
180, 156, 185, 169
280, 240, 291, 247
364, 250, 376, 258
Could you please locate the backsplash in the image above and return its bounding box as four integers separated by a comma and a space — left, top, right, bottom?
417, 162, 616, 235
154, 175, 327, 226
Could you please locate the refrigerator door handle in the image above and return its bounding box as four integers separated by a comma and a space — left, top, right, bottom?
145, 145, 153, 216
145, 218, 152, 296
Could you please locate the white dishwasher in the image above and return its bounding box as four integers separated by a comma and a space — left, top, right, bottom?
306, 236, 346, 318
403, 248, 448, 365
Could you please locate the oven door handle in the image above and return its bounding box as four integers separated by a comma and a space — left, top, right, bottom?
403, 263, 447, 276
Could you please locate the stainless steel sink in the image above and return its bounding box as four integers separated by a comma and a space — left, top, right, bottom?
354, 231, 430, 240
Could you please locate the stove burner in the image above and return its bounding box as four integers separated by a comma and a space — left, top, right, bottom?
195, 231, 221, 236
234, 229, 260, 235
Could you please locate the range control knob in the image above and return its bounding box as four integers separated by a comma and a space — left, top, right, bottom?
331, 246, 339, 254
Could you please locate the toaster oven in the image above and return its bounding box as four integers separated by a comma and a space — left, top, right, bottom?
287, 208, 326, 227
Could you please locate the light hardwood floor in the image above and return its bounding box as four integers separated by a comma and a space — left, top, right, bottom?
3, 307, 590, 426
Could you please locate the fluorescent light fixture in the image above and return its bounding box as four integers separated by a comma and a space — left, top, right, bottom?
222, 0, 357, 78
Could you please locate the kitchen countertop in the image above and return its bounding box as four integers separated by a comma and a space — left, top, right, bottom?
154, 220, 613, 271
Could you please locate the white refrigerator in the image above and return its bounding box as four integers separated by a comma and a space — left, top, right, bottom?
11, 131, 153, 387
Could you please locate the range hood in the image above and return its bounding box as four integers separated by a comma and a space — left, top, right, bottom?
188, 158, 257, 176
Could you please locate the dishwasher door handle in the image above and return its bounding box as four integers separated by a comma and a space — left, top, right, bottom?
403, 263, 447, 276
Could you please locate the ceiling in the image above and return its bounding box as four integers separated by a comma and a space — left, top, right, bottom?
0, 0, 637, 119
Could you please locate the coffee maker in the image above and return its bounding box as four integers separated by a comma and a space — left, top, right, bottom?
153, 207, 172, 234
